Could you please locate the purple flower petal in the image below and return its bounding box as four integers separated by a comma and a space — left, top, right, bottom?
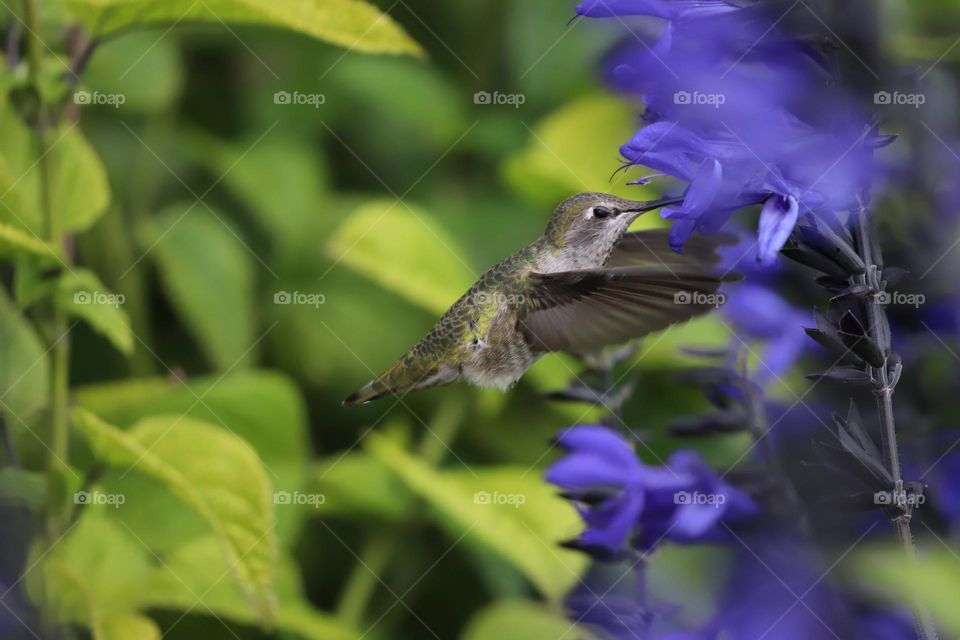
757, 194, 799, 266
545, 453, 637, 490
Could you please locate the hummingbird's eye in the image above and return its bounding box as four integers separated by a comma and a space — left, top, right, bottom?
592, 206, 615, 219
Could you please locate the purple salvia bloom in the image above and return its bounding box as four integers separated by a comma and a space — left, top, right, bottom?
582, 1, 877, 262
546, 426, 758, 554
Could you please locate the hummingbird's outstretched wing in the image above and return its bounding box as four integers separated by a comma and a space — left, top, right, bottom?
606, 229, 736, 268
519, 266, 733, 353
518, 231, 737, 353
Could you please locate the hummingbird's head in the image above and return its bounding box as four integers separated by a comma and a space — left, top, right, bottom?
543, 192, 669, 254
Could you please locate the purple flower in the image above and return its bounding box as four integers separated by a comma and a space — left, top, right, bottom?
546, 425, 758, 554
580, 0, 877, 262
722, 283, 810, 385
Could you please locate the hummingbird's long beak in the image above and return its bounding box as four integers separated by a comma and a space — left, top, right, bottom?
620, 195, 685, 223
621, 195, 685, 215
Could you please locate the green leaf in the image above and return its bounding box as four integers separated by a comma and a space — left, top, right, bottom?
71, 409, 279, 623
366, 433, 588, 600
0, 221, 58, 260
0, 287, 49, 420
0, 467, 47, 512
82, 31, 185, 114
855, 544, 960, 637
55, 268, 133, 354
327, 200, 475, 315
73, 371, 310, 544
101, 613, 161, 640
502, 95, 659, 207
180, 131, 331, 259
28, 511, 154, 632
323, 56, 469, 150
67, 0, 423, 57
140, 203, 257, 371
312, 451, 415, 522
0, 98, 111, 236
144, 536, 358, 640
462, 600, 589, 640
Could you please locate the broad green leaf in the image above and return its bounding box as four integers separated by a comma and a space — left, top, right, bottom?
0, 288, 49, 420
0, 221, 58, 260
82, 31, 185, 114
145, 537, 358, 640
327, 200, 475, 315
28, 511, 153, 631
74, 371, 310, 544
323, 56, 469, 150
462, 600, 588, 640
312, 451, 415, 522
366, 433, 588, 600
503, 95, 660, 208
140, 203, 257, 371
66, 0, 423, 57
0, 97, 111, 236
181, 131, 331, 259
55, 268, 133, 354
0, 467, 47, 512
854, 545, 960, 637
101, 613, 161, 640
71, 409, 278, 623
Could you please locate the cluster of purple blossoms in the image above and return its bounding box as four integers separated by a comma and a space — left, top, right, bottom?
578, 0, 882, 264
539, 3, 945, 640
545, 425, 757, 554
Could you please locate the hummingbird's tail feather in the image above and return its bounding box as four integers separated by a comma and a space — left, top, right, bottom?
342, 359, 455, 406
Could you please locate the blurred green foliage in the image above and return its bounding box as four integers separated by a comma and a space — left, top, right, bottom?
2, 1, 958, 639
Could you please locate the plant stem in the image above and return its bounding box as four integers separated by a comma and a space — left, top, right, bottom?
335, 396, 466, 627
853, 206, 938, 640
22, 0, 71, 534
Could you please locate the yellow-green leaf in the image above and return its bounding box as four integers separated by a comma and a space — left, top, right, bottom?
503, 95, 659, 209
327, 200, 475, 315
27, 512, 153, 633
140, 203, 257, 371
71, 409, 279, 623
0, 288, 49, 420
462, 600, 591, 640
73, 371, 310, 545
0, 96, 111, 236
855, 544, 960, 637
144, 537, 358, 640
0, 221, 58, 260
67, 0, 423, 56
101, 613, 161, 640
55, 268, 133, 354
366, 433, 587, 600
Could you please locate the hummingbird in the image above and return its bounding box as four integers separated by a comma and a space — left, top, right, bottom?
343, 192, 734, 406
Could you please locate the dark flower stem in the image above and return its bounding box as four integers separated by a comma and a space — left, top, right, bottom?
852, 204, 938, 640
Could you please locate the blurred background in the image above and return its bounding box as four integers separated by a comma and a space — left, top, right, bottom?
2, 0, 960, 639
